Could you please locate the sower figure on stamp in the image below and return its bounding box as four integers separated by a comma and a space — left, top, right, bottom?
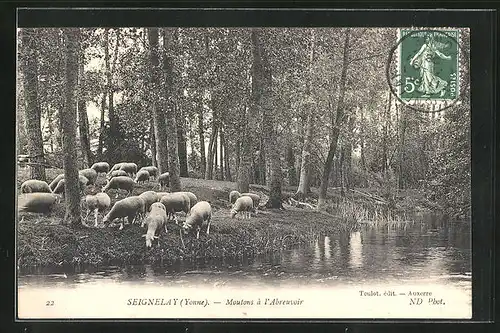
409, 33, 452, 98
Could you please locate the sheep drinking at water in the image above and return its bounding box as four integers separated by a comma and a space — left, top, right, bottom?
18, 193, 59, 214
134, 169, 150, 184
142, 202, 169, 248
139, 166, 159, 180
79, 168, 98, 185
90, 162, 110, 175
230, 196, 255, 219
229, 190, 241, 204
159, 192, 190, 224
101, 176, 135, 197
84, 192, 111, 227
102, 196, 145, 230
182, 201, 212, 239
20, 179, 52, 194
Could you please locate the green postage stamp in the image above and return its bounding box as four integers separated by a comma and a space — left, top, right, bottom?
398, 29, 460, 102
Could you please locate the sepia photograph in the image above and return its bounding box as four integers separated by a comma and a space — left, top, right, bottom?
16, 19, 472, 319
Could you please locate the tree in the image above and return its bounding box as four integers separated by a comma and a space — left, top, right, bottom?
77, 29, 93, 167
20, 28, 46, 181
61, 28, 82, 226
162, 28, 181, 192
148, 28, 169, 176
318, 28, 351, 210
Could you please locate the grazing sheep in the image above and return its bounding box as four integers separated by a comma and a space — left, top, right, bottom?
79, 168, 98, 185
177, 191, 198, 209
138, 190, 159, 214
18, 193, 59, 214
159, 192, 190, 224
107, 170, 129, 180
48, 174, 65, 191
139, 166, 159, 179
109, 162, 126, 174
52, 175, 89, 195
119, 162, 138, 176
101, 176, 135, 198
20, 179, 52, 194
230, 196, 255, 219
240, 192, 261, 208
90, 162, 110, 174
182, 201, 212, 239
134, 169, 150, 184
229, 190, 241, 204
142, 202, 169, 248
158, 172, 170, 190
102, 196, 145, 230
84, 192, 111, 227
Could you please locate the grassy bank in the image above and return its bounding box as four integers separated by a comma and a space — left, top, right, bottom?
17, 168, 439, 272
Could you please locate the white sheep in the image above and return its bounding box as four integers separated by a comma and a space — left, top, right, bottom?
119, 162, 138, 176
138, 190, 159, 215
90, 162, 110, 175
134, 169, 150, 184
182, 201, 212, 239
79, 168, 98, 185
158, 172, 170, 190
108, 162, 126, 174
107, 169, 129, 180
52, 175, 89, 196
159, 192, 190, 224
155, 191, 170, 200
101, 176, 135, 198
18, 193, 59, 214
20, 179, 52, 194
240, 192, 261, 208
142, 202, 169, 248
139, 166, 159, 180
84, 192, 111, 227
48, 174, 65, 191
229, 190, 241, 204
177, 191, 198, 209
102, 196, 146, 230
230, 196, 255, 219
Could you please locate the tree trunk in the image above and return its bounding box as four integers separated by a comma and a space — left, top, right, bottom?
61, 28, 82, 226
149, 119, 157, 167
286, 143, 297, 186
162, 28, 181, 192
212, 129, 218, 179
176, 102, 188, 177
318, 28, 351, 210
20, 28, 46, 181
97, 92, 106, 159
197, 102, 206, 178
295, 29, 316, 199
360, 106, 367, 174
398, 104, 407, 190
77, 33, 93, 168
219, 126, 224, 181
222, 127, 232, 181
205, 107, 218, 180
148, 28, 169, 176
382, 90, 392, 174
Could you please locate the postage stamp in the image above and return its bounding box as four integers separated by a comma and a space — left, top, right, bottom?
399, 29, 460, 102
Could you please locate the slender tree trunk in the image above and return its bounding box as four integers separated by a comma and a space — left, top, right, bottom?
162, 28, 181, 192
382, 90, 392, 174
360, 106, 367, 175
222, 127, 232, 181
97, 92, 106, 159
345, 115, 354, 190
219, 127, 224, 181
77, 33, 93, 168
148, 28, 169, 176
398, 104, 407, 190
197, 102, 206, 178
286, 143, 297, 186
149, 119, 157, 167
295, 29, 316, 199
61, 28, 82, 226
318, 28, 351, 210
205, 108, 218, 180
212, 129, 218, 179
20, 28, 46, 181
176, 101, 188, 177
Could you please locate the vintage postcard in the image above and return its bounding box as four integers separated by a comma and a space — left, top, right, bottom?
16, 22, 472, 319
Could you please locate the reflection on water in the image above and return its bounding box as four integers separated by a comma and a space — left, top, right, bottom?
19, 214, 471, 291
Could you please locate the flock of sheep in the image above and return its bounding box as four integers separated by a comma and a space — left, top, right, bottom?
18, 161, 262, 248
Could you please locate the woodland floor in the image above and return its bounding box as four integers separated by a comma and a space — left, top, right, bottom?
17, 167, 439, 272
